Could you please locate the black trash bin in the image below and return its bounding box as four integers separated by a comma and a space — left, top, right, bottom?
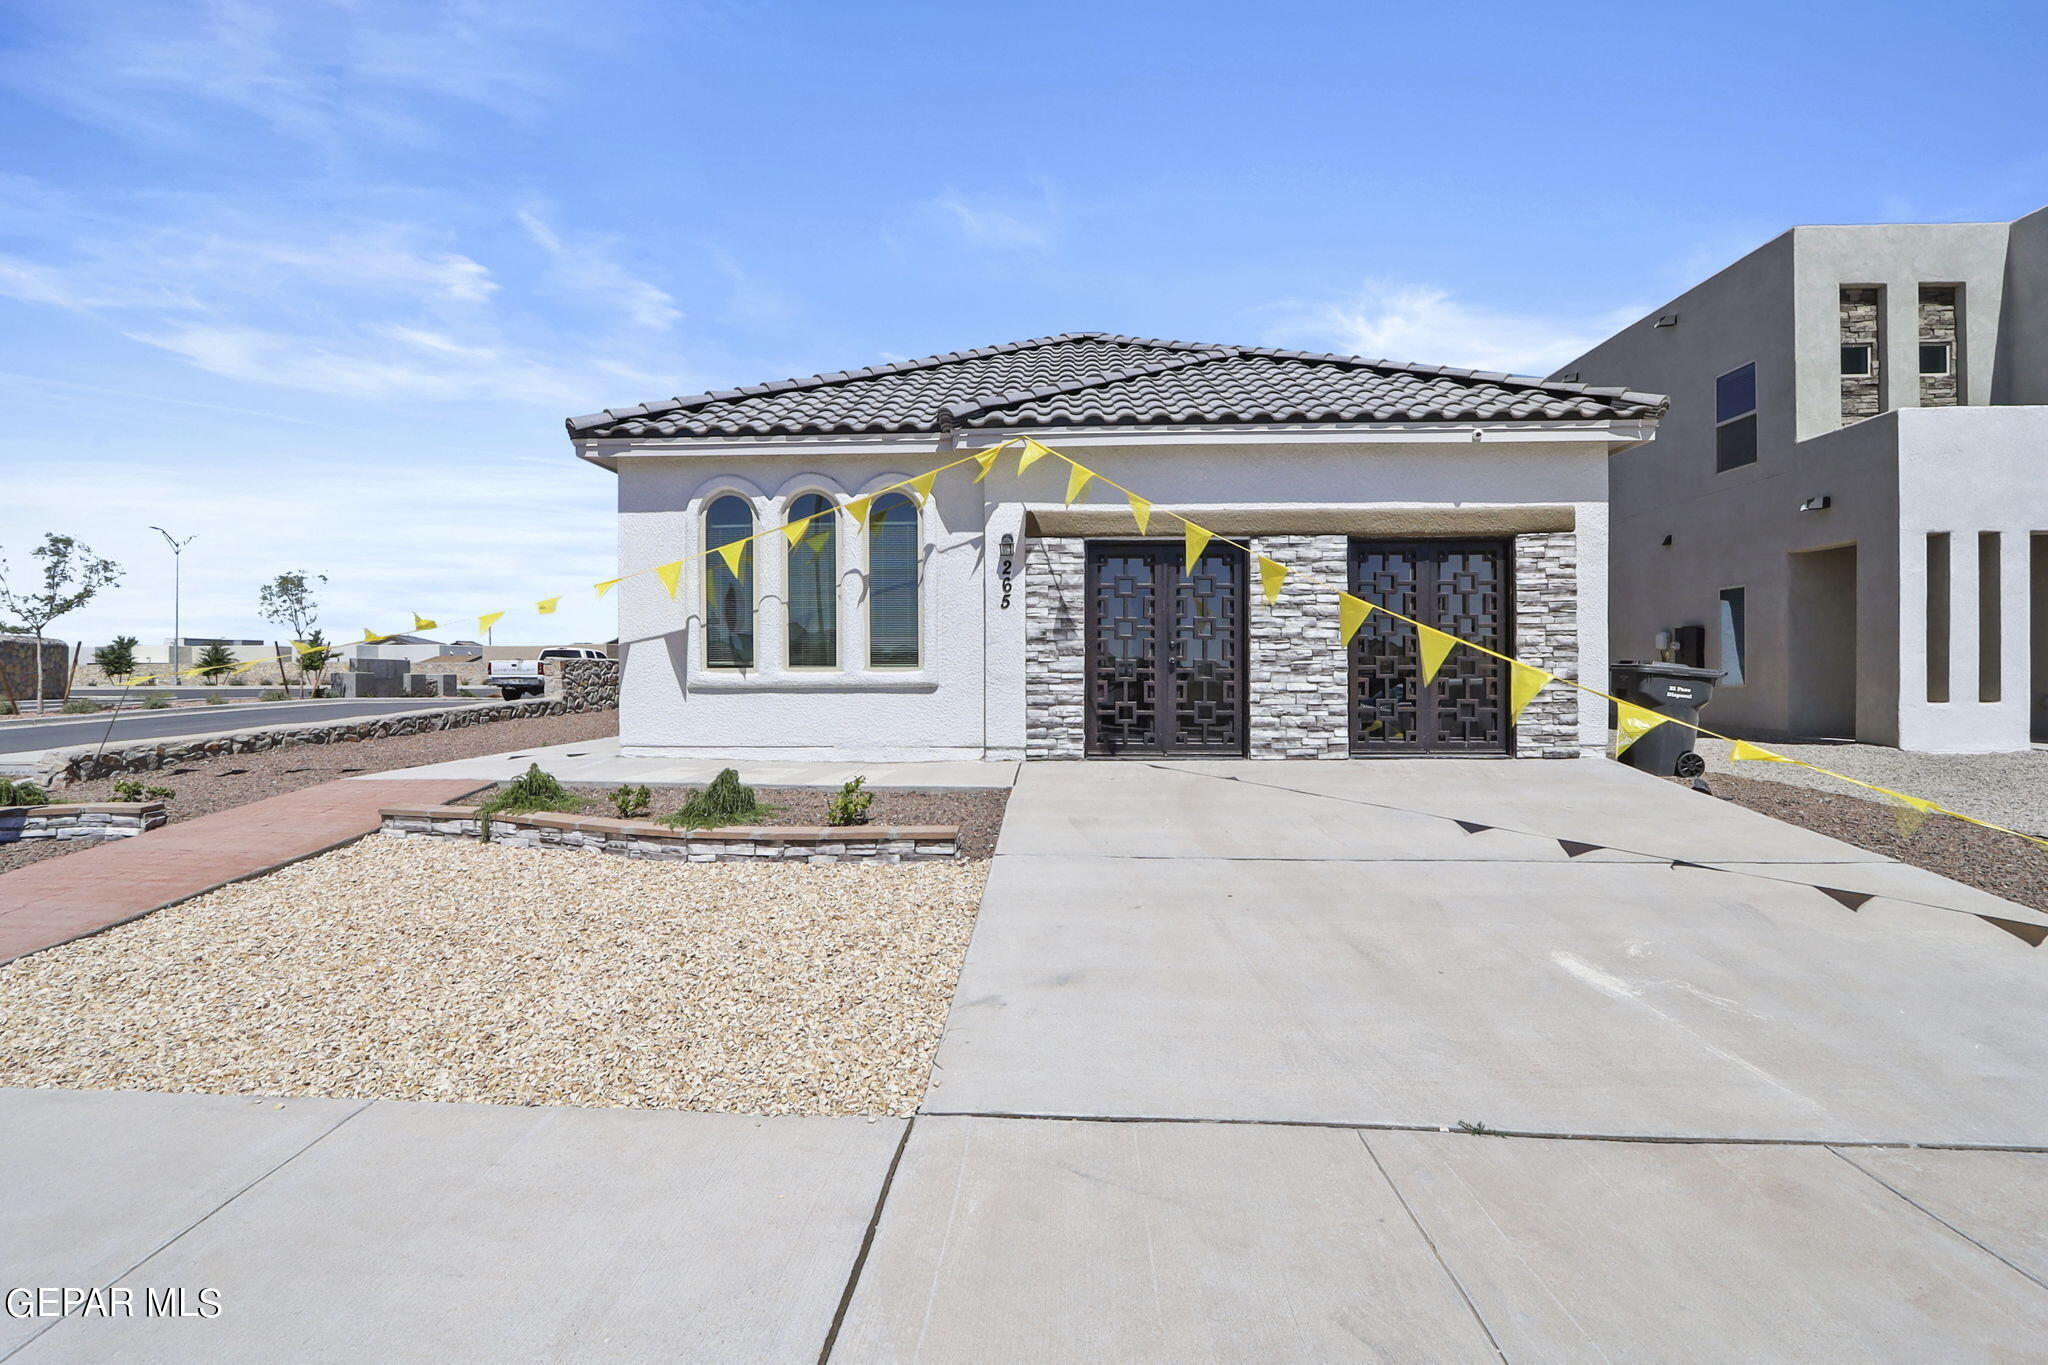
1609, 661, 1725, 779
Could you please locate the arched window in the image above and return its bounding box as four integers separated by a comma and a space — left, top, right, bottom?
867, 491, 920, 668
704, 494, 754, 668
785, 492, 837, 668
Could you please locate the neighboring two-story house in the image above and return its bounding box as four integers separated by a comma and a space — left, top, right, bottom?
1557, 207, 2048, 753
567, 334, 1665, 763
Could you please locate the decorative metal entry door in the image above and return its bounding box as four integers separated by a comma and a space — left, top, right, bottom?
1085, 541, 1247, 756
1350, 540, 1512, 755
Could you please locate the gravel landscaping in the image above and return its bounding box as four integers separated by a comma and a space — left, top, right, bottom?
0, 834, 985, 1117
0, 708, 618, 876
1706, 772, 2048, 915
1698, 737, 2048, 836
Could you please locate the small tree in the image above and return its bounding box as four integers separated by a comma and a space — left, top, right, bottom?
258, 571, 327, 693
93, 634, 139, 682
194, 641, 238, 683
295, 628, 334, 694
0, 534, 123, 712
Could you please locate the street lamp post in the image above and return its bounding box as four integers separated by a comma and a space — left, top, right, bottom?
150, 527, 196, 679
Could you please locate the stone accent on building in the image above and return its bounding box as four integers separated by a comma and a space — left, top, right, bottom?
380, 807, 958, 864
0, 634, 69, 709
1246, 535, 1351, 758
1024, 536, 1087, 758
1918, 284, 1959, 407
1512, 531, 1582, 757
0, 800, 168, 844
1839, 286, 1883, 423
548, 657, 623, 710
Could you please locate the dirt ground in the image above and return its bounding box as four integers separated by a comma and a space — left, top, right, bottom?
1707, 772, 2048, 915
0, 709, 619, 875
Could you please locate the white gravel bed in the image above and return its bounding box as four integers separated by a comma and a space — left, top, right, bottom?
1698, 737, 2048, 835
0, 834, 987, 1117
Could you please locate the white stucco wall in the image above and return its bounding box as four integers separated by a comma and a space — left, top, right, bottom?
605, 433, 1618, 761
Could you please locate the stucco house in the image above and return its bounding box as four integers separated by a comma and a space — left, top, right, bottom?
566, 334, 1665, 762
1557, 205, 2048, 753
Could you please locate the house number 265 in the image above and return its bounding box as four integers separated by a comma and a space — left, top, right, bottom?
998, 533, 1015, 609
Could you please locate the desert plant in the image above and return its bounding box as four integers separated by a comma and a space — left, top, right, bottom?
0, 533, 124, 712
92, 634, 139, 681
663, 768, 772, 830
478, 764, 587, 818
140, 693, 173, 708
194, 641, 238, 681
60, 697, 104, 714
825, 775, 873, 827
608, 784, 652, 819
258, 573, 330, 690
259, 689, 289, 702
0, 778, 49, 805
0, 699, 15, 715
113, 779, 175, 801
204, 693, 226, 704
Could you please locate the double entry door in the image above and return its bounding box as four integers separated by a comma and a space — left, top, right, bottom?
1350, 539, 1513, 755
1085, 541, 1247, 757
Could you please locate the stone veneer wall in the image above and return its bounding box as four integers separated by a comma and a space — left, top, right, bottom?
0, 801, 168, 844
381, 807, 958, 864
1840, 286, 1883, 423
1023, 537, 1087, 758
547, 657, 622, 710
1511, 531, 1582, 757
1246, 535, 1350, 758
1918, 285, 1959, 407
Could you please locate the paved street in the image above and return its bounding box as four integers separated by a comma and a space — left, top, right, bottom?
0, 698, 486, 762
5, 758, 2045, 1359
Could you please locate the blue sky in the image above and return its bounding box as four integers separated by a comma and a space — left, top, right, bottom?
4, 0, 2044, 650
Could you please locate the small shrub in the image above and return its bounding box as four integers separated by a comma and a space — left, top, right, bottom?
259, 689, 289, 702
608, 784, 652, 820
825, 775, 873, 827
204, 693, 227, 704
60, 698, 105, 714
140, 693, 173, 709
663, 768, 772, 830
0, 778, 49, 806
112, 780, 175, 801
0, 699, 15, 715
478, 764, 587, 818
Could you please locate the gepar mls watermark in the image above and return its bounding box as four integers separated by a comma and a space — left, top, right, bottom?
6, 1287, 220, 1320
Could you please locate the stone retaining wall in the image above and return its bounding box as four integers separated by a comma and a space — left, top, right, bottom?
549, 657, 622, 710
0, 635, 68, 707
39, 693, 616, 789
0, 801, 168, 844
380, 805, 958, 864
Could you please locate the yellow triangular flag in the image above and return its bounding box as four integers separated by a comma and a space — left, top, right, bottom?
1869, 786, 1939, 839
654, 561, 684, 598
782, 515, 815, 547
536, 597, 560, 615
1730, 740, 1789, 763
413, 614, 437, 632
290, 640, 317, 656
715, 540, 748, 577
594, 577, 622, 598
1182, 521, 1213, 574
842, 495, 872, 528
1127, 492, 1151, 534
361, 628, 384, 644
1338, 593, 1375, 645
1257, 556, 1288, 605
1417, 624, 1459, 685
1508, 662, 1553, 722
908, 469, 940, 505
1017, 438, 1052, 475
1063, 462, 1095, 504
1615, 700, 1670, 755
971, 442, 1008, 483
478, 611, 504, 634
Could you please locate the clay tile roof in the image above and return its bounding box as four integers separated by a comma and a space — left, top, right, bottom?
566, 332, 1667, 439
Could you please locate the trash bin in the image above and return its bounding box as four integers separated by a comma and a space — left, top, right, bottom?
1609, 661, 1725, 779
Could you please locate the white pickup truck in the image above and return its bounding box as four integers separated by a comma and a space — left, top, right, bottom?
487, 647, 610, 700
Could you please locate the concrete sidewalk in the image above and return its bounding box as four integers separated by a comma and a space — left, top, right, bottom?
0, 777, 487, 963
363, 736, 1019, 789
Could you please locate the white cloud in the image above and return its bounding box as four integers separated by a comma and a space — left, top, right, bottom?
927, 183, 1062, 252
517, 207, 680, 331
1263, 281, 1646, 377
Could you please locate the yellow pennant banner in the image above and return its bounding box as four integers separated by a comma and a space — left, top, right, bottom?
595, 577, 623, 598
1017, 438, 1053, 475
1870, 785, 1940, 839
1730, 740, 1790, 763
1508, 662, 1553, 722
654, 561, 684, 599
1416, 624, 1459, 685
972, 442, 1005, 483
361, 628, 385, 644
909, 468, 941, 504
1182, 521, 1213, 573
1127, 492, 1151, 534
1338, 592, 1375, 645
1258, 556, 1288, 606
536, 597, 560, 615
1064, 462, 1095, 504
1615, 701, 1670, 755
413, 614, 437, 632
478, 611, 504, 634
782, 515, 815, 547
842, 495, 872, 528
715, 541, 748, 577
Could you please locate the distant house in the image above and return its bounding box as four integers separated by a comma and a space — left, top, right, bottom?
1558, 206, 2048, 752
567, 334, 1665, 762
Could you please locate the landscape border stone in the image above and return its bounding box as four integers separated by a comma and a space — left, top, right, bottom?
379, 804, 960, 864
0, 800, 168, 844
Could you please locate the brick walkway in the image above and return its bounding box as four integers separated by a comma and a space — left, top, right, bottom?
0, 778, 488, 964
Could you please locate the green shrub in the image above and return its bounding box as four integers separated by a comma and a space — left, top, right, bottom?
140, 693, 173, 709
259, 689, 289, 702
663, 768, 772, 830
608, 784, 652, 820
0, 699, 14, 716
825, 775, 873, 827
0, 778, 49, 806
478, 764, 587, 818
60, 698, 105, 714
113, 780, 175, 801
204, 693, 227, 704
